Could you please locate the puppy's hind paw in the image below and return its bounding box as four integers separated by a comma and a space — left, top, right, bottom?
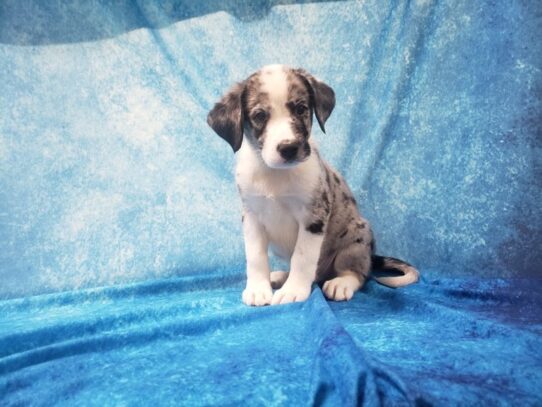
322, 275, 361, 301
242, 281, 273, 306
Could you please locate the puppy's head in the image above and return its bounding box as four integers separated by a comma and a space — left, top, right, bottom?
207, 64, 335, 169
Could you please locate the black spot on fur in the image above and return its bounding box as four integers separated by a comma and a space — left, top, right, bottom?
290, 116, 309, 140
322, 190, 329, 206
320, 191, 331, 214
339, 230, 348, 238
342, 191, 351, 203
350, 197, 357, 205
357, 222, 366, 229
355, 238, 364, 244
333, 173, 341, 184
325, 168, 331, 186
303, 142, 311, 156
307, 220, 324, 234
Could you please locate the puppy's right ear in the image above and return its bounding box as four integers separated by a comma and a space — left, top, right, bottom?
207, 82, 246, 153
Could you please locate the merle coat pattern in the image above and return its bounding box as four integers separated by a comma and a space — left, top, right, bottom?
208, 65, 419, 306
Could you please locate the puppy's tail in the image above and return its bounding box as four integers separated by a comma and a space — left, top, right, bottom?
371, 255, 419, 288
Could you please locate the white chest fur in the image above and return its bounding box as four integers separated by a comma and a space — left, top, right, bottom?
236, 141, 321, 260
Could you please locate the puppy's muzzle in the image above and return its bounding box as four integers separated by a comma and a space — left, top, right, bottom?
277, 141, 301, 161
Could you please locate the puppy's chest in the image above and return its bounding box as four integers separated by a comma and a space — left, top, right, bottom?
239, 180, 308, 260
237, 165, 318, 220
240, 178, 310, 220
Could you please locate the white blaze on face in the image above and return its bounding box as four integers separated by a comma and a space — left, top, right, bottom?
259, 65, 296, 168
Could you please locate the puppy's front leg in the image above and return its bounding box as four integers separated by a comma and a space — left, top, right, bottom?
271, 226, 323, 305
242, 210, 273, 306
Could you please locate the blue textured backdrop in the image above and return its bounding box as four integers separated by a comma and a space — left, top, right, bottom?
1, 1, 541, 405
1, 0, 540, 299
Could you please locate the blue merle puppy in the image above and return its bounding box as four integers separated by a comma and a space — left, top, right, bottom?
207, 64, 419, 306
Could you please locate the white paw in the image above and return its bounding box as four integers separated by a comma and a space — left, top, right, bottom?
242, 281, 273, 306
271, 281, 311, 305
322, 275, 361, 301
270, 271, 289, 289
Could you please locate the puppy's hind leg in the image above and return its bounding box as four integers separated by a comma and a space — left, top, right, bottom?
322, 244, 369, 301
270, 271, 289, 289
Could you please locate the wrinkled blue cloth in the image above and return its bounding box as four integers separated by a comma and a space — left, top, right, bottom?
1, 273, 540, 405
0, 272, 413, 406
1, 0, 541, 405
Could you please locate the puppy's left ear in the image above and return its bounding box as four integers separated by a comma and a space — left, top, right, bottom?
295, 69, 335, 133
207, 82, 246, 152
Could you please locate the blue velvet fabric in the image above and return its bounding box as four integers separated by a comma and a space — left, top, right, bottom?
1, 0, 541, 405
1, 274, 540, 405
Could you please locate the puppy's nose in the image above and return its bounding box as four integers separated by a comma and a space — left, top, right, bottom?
277, 141, 300, 161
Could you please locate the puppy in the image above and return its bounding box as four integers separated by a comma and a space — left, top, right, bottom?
207, 64, 419, 306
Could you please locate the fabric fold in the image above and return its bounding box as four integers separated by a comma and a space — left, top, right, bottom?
0, 272, 411, 406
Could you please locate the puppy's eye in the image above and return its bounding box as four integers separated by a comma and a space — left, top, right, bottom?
251, 110, 267, 124
295, 104, 307, 116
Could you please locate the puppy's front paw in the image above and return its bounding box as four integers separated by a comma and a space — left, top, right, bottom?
271, 281, 311, 305
242, 281, 273, 306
